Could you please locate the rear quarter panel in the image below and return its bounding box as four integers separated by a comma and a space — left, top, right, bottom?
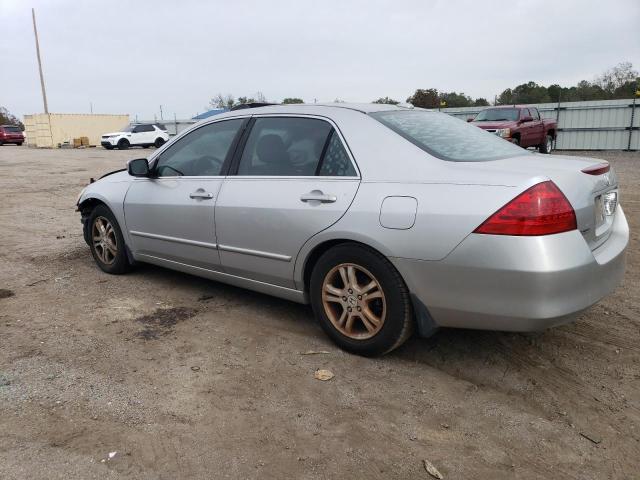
294, 181, 521, 288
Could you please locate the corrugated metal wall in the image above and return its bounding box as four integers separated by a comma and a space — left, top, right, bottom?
442, 98, 639, 150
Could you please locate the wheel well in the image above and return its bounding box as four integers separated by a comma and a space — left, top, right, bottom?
511, 132, 520, 139
78, 197, 107, 216
546, 129, 556, 138
302, 239, 386, 292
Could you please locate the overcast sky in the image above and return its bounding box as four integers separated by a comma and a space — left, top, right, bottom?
1, 0, 639, 120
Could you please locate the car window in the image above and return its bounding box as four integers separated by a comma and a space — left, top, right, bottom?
371, 110, 529, 162
237, 117, 334, 176
530, 108, 540, 120
155, 119, 244, 177
135, 124, 154, 132
318, 130, 356, 176
155, 123, 167, 131
474, 108, 520, 122
3, 126, 22, 133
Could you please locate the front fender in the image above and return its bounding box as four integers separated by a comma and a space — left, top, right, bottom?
77, 182, 132, 247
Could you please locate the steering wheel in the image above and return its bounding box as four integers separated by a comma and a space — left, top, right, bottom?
192, 155, 223, 176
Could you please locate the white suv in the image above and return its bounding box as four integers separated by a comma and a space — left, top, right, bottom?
101, 124, 170, 150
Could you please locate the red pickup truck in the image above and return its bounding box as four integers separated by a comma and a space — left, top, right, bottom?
0, 125, 25, 146
470, 106, 557, 154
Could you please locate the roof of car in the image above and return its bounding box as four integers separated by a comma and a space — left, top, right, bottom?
213, 102, 411, 117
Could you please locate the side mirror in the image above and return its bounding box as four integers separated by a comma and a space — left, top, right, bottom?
521, 116, 533, 123
128, 158, 150, 177
467, 118, 474, 122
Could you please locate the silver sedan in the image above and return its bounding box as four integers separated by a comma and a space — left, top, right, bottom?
77, 103, 628, 356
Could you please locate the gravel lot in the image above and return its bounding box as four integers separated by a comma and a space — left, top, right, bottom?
1, 146, 638, 479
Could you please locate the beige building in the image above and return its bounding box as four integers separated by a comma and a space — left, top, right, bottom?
24, 113, 129, 148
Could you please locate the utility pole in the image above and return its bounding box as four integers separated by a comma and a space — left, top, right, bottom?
159, 105, 163, 120
32, 8, 49, 113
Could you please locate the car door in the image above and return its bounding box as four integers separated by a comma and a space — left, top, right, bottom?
124, 118, 246, 270
529, 108, 544, 145
136, 124, 155, 145
519, 108, 533, 147
214, 115, 360, 288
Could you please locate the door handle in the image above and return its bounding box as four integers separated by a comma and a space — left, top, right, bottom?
189, 191, 214, 200
300, 190, 337, 203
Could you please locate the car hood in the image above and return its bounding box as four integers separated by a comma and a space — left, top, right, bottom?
471, 121, 515, 129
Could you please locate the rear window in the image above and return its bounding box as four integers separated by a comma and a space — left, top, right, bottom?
370, 110, 528, 162
3, 126, 22, 133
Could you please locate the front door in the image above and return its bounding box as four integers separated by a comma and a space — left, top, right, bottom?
124, 118, 246, 269
215, 116, 360, 288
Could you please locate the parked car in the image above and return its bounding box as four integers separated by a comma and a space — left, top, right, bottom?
101, 123, 169, 150
0, 125, 25, 146
77, 104, 627, 356
470, 106, 557, 153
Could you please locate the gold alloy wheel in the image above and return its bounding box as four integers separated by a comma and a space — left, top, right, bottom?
92, 216, 118, 265
321, 263, 386, 340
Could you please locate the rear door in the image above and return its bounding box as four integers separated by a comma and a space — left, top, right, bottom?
124, 118, 246, 269
214, 115, 360, 288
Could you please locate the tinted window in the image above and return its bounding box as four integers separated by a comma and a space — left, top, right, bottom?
474, 108, 520, 122
155, 123, 167, 131
371, 110, 528, 162
134, 124, 154, 132
155, 119, 243, 177
237, 117, 333, 176
3, 126, 21, 133
318, 131, 356, 176
530, 108, 540, 120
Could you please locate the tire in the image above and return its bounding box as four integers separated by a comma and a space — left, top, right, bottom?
310, 243, 414, 356
154, 137, 165, 148
117, 139, 130, 150
539, 134, 553, 154
104, 145, 114, 150
17, 142, 23, 146
511, 136, 520, 147
88, 205, 131, 274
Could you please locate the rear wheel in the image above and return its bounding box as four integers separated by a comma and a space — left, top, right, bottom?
539, 134, 553, 154
117, 139, 130, 150
88, 205, 131, 274
310, 243, 414, 356
104, 145, 114, 150
17, 142, 23, 146
154, 137, 165, 148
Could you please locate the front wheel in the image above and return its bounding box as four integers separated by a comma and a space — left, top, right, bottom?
539, 134, 553, 154
117, 139, 130, 150
310, 243, 414, 356
88, 205, 131, 274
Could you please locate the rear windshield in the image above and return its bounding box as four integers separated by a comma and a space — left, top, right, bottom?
370, 110, 528, 162
474, 108, 520, 121
2, 126, 22, 133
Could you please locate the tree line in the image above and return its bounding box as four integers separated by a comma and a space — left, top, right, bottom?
377, 62, 639, 108
209, 62, 639, 111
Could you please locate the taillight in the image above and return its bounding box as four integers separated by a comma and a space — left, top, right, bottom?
581, 163, 610, 175
474, 181, 577, 236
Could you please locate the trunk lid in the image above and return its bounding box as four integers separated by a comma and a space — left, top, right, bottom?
464, 153, 619, 250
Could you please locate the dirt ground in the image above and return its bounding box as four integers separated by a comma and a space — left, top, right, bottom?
1, 146, 638, 479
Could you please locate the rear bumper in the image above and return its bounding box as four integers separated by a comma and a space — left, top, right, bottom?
392, 205, 628, 333
0, 136, 24, 143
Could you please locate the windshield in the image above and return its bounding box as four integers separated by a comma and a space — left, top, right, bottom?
474, 108, 520, 122
370, 110, 528, 162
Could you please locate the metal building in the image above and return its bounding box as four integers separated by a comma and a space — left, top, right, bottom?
24, 113, 129, 148
442, 98, 639, 150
